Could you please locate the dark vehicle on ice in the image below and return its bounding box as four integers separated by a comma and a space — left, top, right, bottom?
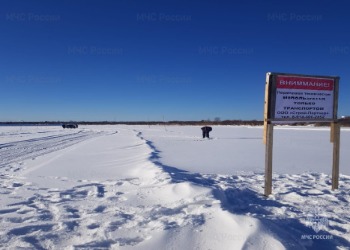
62, 124, 78, 129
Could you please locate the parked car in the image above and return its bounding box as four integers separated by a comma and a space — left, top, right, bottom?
62, 124, 78, 129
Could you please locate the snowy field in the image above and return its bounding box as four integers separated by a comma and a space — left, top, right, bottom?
0, 125, 349, 249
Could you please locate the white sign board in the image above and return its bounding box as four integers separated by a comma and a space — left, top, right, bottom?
274, 75, 335, 120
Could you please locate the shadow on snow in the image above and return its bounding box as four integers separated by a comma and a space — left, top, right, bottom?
141, 135, 349, 250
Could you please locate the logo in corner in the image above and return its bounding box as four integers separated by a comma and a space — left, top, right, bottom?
304, 206, 329, 233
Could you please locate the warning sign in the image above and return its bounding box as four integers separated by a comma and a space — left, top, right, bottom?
275, 76, 335, 120
265, 73, 339, 122
263, 72, 341, 196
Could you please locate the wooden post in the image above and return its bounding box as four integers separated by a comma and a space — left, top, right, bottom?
331, 122, 340, 190
264, 122, 274, 196
263, 75, 270, 144
264, 73, 274, 196
330, 122, 335, 143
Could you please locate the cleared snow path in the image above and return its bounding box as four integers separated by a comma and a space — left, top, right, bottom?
0, 128, 108, 168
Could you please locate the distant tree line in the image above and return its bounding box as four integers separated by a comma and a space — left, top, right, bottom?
0, 120, 264, 126
1, 118, 349, 127
314, 117, 350, 127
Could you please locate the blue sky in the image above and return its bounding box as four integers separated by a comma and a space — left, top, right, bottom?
0, 0, 349, 121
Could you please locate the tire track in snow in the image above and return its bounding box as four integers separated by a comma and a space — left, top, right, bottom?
0, 130, 108, 168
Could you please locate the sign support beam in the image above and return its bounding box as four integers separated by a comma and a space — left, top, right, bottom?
263, 74, 270, 144
264, 122, 273, 196
331, 122, 340, 190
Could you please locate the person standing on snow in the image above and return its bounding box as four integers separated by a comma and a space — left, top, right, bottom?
201, 126, 212, 138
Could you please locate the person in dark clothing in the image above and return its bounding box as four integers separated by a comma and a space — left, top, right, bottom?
201, 126, 212, 138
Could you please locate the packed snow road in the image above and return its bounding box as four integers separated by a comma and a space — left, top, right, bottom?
0, 128, 109, 168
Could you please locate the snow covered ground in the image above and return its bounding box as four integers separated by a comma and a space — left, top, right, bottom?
0, 125, 349, 249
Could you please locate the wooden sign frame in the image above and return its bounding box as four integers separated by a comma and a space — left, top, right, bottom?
263, 72, 340, 196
